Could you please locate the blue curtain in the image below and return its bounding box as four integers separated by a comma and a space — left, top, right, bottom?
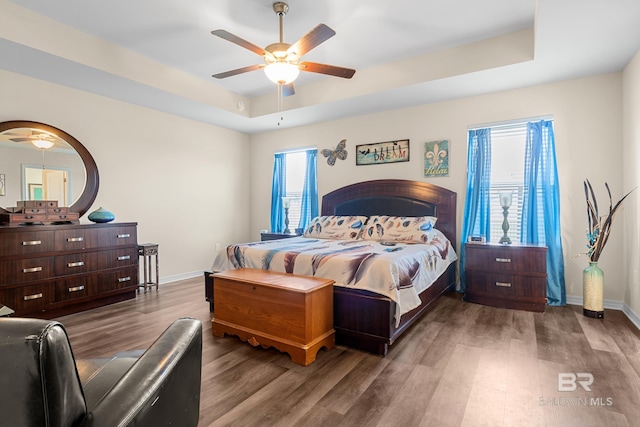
270, 153, 286, 233
298, 149, 318, 231
521, 120, 566, 305
459, 128, 492, 292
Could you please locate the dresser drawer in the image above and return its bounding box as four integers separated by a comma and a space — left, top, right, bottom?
0, 230, 55, 256
466, 272, 547, 299
55, 228, 94, 251
47, 212, 79, 222
465, 244, 546, 274
0, 283, 52, 313
55, 275, 98, 302
105, 225, 137, 246
105, 247, 139, 268
0, 257, 54, 285
93, 266, 138, 294
55, 252, 100, 275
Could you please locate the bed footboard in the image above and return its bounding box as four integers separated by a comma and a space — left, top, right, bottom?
333, 263, 456, 355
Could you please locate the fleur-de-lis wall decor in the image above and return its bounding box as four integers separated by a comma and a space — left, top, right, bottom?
424, 140, 449, 177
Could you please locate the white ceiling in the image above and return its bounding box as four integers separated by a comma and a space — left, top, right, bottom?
2, 0, 640, 134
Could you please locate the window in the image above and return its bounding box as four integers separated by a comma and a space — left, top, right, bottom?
270, 148, 318, 233
487, 124, 527, 242
282, 150, 307, 228
461, 118, 566, 305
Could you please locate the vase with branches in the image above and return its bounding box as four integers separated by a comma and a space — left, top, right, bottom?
581, 179, 635, 318
583, 179, 635, 262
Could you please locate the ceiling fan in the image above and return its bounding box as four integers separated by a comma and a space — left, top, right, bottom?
3, 130, 57, 148
211, 1, 355, 97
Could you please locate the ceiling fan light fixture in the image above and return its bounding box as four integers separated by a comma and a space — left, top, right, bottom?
32, 138, 54, 149
264, 62, 300, 84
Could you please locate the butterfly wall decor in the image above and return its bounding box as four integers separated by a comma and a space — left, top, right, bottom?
321, 139, 347, 166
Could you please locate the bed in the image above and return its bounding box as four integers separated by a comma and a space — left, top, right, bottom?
210, 179, 457, 355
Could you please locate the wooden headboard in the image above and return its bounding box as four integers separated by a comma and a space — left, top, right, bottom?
321, 179, 457, 250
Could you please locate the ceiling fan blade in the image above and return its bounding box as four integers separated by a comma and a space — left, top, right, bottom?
282, 82, 295, 97
212, 64, 264, 79
211, 29, 266, 56
287, 24, 335, 57
299, 61, 356, 79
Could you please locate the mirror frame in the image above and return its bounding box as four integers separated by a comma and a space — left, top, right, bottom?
0, 120, 99, 218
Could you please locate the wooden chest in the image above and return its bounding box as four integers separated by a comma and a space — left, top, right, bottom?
463, 242, 547, 312
212, 269, 335, 366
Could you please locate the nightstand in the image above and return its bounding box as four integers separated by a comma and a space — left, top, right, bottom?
260, 232, 301, 241
463, 242, 547, 312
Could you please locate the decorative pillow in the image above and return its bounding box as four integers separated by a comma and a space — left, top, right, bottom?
362, 215, 438, 243
303, 215, 367, 240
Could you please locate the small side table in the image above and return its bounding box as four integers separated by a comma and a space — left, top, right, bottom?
138, 243, 159, 292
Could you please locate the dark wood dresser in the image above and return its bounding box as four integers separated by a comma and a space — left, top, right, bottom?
0, 222, 138, 318
463, 242, 547, 312
260, 232, 301, 241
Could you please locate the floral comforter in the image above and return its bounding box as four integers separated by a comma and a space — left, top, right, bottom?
211, 235, 457, 325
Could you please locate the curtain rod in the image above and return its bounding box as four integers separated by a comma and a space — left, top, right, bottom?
274, 146, 317, 155
467, 115, 554, 130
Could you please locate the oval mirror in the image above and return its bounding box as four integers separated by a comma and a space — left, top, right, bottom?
0, 120, 99, 218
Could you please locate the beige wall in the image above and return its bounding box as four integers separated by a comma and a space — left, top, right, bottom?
2, 64, 634, 311
250, 73, 626, 304
1, 69, 251, 281
623, 49, 640, 317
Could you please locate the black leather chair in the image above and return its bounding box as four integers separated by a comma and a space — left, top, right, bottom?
0, 317, 202, 427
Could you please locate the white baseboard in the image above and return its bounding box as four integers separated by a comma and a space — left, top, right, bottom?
566, 295, 640, 331
149, 273, 640, 332
155, 270, 203, 286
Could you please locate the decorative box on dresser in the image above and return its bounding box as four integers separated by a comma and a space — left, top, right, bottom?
464, 242, 547, 312
0, 222, 138, 318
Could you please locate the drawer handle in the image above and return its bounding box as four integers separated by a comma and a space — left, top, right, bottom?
23, 293, 43, 301
67, 237, 84, 242
68, 285, 85, 293
117, 233, 131, 239
495, 282, 512, 287
52, 208, 62, 213
57, 215, 68, 219
495, 257, 511, 263
118, 276, 132, 283
67, 261, 85, 268
22, 266, 43, 273
22, 240, 42, 246
117, 255, 131, 261
25, 215, 34, 219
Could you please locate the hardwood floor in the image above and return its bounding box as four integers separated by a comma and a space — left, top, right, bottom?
57, 277, 640, 427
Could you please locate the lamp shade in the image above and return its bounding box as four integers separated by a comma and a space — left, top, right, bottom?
264, 62, 300, 84
499, 191, 513, 208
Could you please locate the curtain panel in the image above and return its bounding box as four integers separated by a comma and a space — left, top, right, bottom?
270, 153, 286, 233
521, 120, 566, 305
298, 149, 318, 231
459, 128, 492, 292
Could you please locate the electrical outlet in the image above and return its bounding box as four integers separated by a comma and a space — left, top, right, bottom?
215, 243, 220, 251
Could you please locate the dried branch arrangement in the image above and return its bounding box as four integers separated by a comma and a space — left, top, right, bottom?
583, 179, 635, 262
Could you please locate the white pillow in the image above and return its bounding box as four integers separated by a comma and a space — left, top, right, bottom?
362, 215, 437, 243
303, 215, 367, 240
